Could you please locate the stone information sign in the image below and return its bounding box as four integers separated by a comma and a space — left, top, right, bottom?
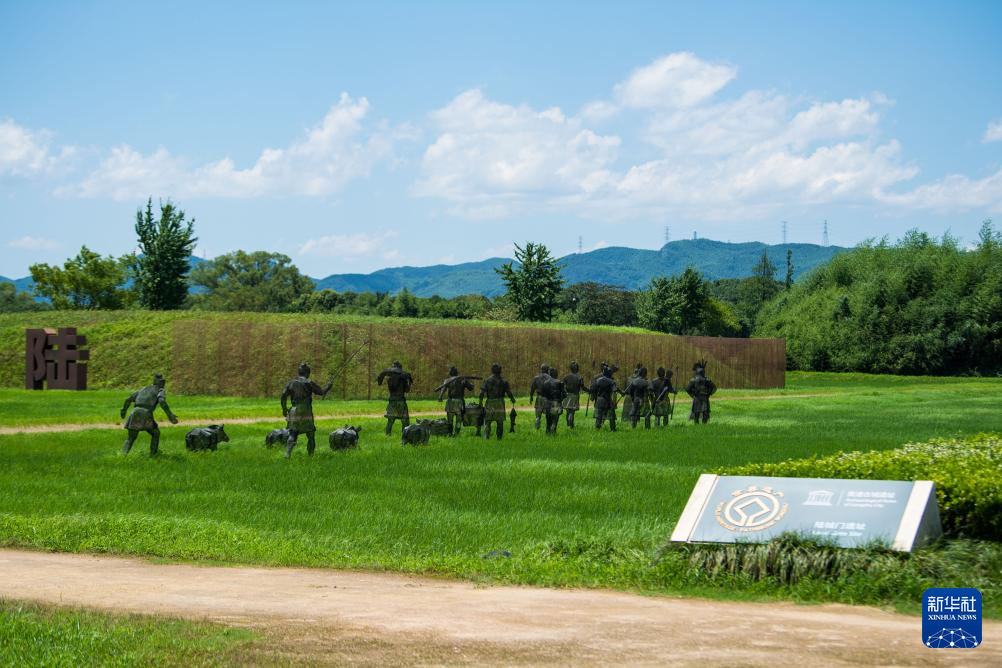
671, 474, 941, 551
25, 327, 89, 390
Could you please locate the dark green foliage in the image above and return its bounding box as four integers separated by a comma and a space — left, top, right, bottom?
0, 282, 48, 312
28, 246, 132, 309
558, 282, 637, 326
132, 198, 197, 310
756, 224, 1002, 374
724, 433, 1002, 541
636, 267, 741, 336
785, 249, 794, 290
293, 288, 491, 319
496, 242, 564, 322
189, 251, 313, 312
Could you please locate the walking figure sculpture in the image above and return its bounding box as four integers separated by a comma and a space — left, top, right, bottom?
480, 363, 515, 440
620, 362, 642, 424
528, 363, 550, 430
437, 366, 476, 436
121, 373, 178, 456
686, 359, 717, 424
280, 362, 332, 457
588, 363, 620, 431
624, 366, 654, 429
377, 361, 413, 435
561, 361, 584, 428
540, 366, 566, 435
651, 367, 676, 428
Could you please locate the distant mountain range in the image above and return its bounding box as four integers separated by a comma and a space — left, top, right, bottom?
313, 239, 846, 297
3, 239, 846, 300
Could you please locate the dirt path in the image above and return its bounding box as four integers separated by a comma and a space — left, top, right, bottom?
1, 549, 995, 666
0, 393, 830, 436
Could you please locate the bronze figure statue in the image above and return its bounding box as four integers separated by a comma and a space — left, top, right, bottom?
528, 363, 550, 430
480, 363, 515, 440
377, 360, 413, 435
588, 363, 619, 431
651, 366, 676, 428
561, 361, 584, 428
624, 366, 653, 429
686, 359, 717, 424
281, 362, 333, 457
120, 373, 178, 456
620, 362, 642, 424
540, 366, 566, 435
436, 366, 477, 437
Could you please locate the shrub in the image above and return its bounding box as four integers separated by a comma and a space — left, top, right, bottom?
722, 434, 1002, 541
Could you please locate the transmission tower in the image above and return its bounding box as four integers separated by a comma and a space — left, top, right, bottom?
692, 231, 697, 240
822, 220, 829, 247
578, 235, 583, 254
782, 221, 788, 245
664, 226, 670, 244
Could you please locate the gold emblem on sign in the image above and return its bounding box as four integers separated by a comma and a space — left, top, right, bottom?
715, 485, 789, 532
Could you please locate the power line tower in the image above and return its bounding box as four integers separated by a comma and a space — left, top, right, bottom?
578, 235, 583, 254
692, 231, 697, 240
782, 221, 788, 245
664, 225, 670, 244
822, 220, 829, 247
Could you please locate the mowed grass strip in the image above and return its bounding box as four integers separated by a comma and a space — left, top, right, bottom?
0, 599, 256, 667
1, 373, 1001, 615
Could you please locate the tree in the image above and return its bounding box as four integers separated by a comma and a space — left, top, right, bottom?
636, 267, 709, 335
558, 282, 637, 326
495, 242, 564, 322
132, 198, 198, 310
0, 282, 49, 312
188, 251, 313, 312
785, 249, 794, 290
29, 246, 132, 309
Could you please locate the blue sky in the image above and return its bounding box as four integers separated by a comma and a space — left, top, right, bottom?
2, 1, 1001, 278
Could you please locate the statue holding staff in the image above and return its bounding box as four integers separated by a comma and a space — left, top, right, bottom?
528, 363, 550, 430
588, 363, 620, 431
280, 362, 333, 457
561, 361, 584, 429
377, 361, 413, 435
651, 366, 676, 428
436, 366, 477, 437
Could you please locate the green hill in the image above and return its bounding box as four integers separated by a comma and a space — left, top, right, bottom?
314, 239, 844, 297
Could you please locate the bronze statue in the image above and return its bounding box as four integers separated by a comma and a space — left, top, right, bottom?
436, 366, 477, 437
540, 366, 566, 435
620, 362, 642, 424
120, 373, 178, 456
528, 363, 550, 430
651, 366, 676, 428
623, 366, 653, 429
377, 360, 413, 435
686, 359, 717, 423
281, 362, 333, 457
561, 361, 584, 428
480, 363, 515, 440
588, 363, 619, 431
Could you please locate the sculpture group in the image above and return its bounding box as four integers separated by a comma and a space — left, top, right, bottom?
117, 359, 717, 456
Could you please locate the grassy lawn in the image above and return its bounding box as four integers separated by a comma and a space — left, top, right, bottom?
0, 600, 256, 667
1, 371, 1000, 617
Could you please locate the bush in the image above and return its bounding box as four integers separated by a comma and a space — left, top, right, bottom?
722, 433, 1002, 541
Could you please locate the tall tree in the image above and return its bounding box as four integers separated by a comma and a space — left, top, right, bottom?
188, 251, 313, 312
0, 282, 49, 312
133, 198, 197, 310
785, 249, 794, 289
636, 267, 709, 335
30, 246, 132, 309
495, 242, 564, 322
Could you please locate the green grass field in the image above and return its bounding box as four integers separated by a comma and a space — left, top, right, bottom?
0, 600, 256, 667
1, 371, 1001, 617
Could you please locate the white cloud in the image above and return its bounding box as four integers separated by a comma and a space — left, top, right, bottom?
614, 52, 736, 110
413, 89, 620, 217
7, 235, 60, 251
984, 119, 1002, 143
299, 230, 398, 258
0, 119, 75, 177
62, 94, 403, 200
878, 168, 1002, 213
